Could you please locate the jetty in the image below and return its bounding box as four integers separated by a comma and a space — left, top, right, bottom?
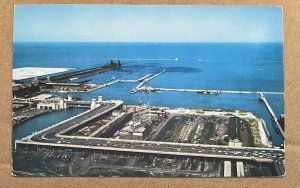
259, 93, 284, 137
131, 69, 166, 94
140, 87, 283, 95
42, 62, 121, 83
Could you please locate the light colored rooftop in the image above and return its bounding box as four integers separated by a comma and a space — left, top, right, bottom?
29, 94, 53, 101
13, 67, 73, 80
134, 126, 146, 132
121, 126, 133, 132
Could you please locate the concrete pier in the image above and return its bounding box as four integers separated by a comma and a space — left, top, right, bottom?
259, 93, 284, 137
99, 80, 120, 88
153, 87, 283, 95
137, 74, 153, 82
131, 69, 166, 94
98, 73, 162, 91
44, 63, 121, 83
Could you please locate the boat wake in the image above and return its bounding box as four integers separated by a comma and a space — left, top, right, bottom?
101, 58, 179, 61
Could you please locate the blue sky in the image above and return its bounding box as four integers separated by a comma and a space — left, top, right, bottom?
13, 5, 283, 42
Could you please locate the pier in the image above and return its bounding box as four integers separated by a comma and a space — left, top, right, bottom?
118, 74, 153, 83
259, 93, 284, 137
42, 62, 121, 83
132, 85, 284, 95
98, 79, 120, 89
119, 80, 138, 83
131, 69, 166, 94
151, 87, 283, 95
137, 74, 153, 82
91, 72, 165, 91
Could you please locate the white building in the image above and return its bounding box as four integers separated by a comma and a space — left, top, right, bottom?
228, 139, 242, 147
37, 98, 67, 110
90, 96, 104, 109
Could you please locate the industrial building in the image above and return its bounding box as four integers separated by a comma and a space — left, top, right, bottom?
13, 82, 40, 98
37, 98, 67, 110
118, 126, 147, 140
228, 139, 243, 147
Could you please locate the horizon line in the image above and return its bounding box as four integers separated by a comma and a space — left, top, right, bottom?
13, 41, 283, 43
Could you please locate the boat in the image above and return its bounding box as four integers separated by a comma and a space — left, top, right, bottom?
69, 77, 78, 81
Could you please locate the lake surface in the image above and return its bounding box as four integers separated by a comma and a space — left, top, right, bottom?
13, 42, 284, 146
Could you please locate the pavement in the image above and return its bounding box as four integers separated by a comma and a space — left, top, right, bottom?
16, 102, 285, 166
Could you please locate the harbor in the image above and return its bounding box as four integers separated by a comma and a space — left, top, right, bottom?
12, 42, 285, 177
7, 4, 288, 179
14, 98, 285, 177
12, 61, 122, 98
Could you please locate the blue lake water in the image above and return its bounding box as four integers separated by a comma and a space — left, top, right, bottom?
13, 42, 284, 146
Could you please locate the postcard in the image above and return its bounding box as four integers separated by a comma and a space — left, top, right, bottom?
12, 5, 284, 177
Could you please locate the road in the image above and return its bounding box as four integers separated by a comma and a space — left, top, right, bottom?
15, 100, 284, 163
30, 102, 121, 141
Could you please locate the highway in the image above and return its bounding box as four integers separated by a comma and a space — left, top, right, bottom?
17, 135, 284, 163
30, 102, 122, 141
15, 101, 284, 164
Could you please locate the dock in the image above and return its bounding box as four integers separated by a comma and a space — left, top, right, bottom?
137, 74, 153, 82
131, 69, 166, 94
42, 62, 121, 83
259, 93, 284, 137
132, 85, 284, 96
62, 72, 166, 93
98, 80, 120, 89
152, 88, 283, 95
119, 74, 152, 83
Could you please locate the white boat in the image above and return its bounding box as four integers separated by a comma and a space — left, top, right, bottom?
70, 77, 78, 81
